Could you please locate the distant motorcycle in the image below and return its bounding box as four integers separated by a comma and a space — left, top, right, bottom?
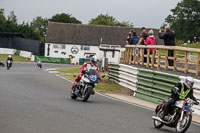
152, 93, 198, 133
37, 60, 42, 68
0, 61, 5, 67
71, 69, 105, 102
6, 60, 12, 70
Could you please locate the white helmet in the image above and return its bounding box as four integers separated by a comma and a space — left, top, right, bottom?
184, 77, 194, 89
8, 55, 12, 58
90, 56, 97, 65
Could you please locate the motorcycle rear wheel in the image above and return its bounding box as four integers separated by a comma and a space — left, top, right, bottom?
176, 113, 192, 133
154, 111, 164, 129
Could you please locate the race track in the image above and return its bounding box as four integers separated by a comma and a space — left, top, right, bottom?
0, 62, 199, 133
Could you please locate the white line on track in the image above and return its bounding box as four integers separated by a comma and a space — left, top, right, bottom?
53, 73, 200, 126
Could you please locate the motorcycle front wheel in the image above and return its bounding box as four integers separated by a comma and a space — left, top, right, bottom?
153, 110, 164, 129
176, 113, 192, 133
70, 87, 77, 99
82, 87, 92, 102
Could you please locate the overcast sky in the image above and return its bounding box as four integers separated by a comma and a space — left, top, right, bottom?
1, 0, 182, 28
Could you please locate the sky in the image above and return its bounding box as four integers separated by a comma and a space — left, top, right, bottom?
0, 0, 182, 28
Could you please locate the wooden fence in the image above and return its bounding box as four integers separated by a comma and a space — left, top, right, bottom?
122, 45, 200, 76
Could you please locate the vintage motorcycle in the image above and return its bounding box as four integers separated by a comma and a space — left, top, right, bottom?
152, 93, 199, 133
71, 69, 105, 102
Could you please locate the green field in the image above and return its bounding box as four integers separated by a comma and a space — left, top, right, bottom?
0, 54, 28, 62
56, 67, 124, 93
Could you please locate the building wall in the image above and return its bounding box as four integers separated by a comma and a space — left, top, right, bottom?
45, 43, 125, 64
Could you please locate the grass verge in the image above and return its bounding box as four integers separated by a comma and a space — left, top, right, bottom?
56, 67, 131, 94
0, 54, 29, 62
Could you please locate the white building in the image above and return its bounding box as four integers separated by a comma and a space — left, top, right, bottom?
45, 22, 162, 64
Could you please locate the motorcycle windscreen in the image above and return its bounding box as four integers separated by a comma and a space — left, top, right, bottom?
86, 69, 99, 82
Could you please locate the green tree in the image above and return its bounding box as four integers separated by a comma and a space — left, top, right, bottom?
31, 16, 48, 42
0, 9, 6, 32
165, 0, 200, 41
89, 14, 133, 27
49, 13, 81, 24
5, 11, 18, 32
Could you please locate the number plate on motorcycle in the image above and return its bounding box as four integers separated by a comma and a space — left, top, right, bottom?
184, 106, 189, 111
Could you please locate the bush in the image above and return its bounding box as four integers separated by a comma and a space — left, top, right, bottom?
176, 40, 184, 46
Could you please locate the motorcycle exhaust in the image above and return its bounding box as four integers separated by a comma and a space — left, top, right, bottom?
152, 116, 171, 124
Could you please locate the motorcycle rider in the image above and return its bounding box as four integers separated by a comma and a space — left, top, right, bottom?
6, 55, 13, 67
162, 77, 199, 121
71, 56, 99, 95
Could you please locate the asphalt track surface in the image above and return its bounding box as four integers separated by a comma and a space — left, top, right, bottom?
0, 62, 199, 133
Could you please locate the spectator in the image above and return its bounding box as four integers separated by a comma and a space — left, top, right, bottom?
130, 31, 139, 61
136, 27, 149, 63
126, 32, 132, 45
144, 29, 156, 64
158, 25, 175, 66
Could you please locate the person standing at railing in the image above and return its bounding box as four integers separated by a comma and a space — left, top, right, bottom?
158, 25, 175, 66
126, 32, 132, 45
144, 30, 156, 64
136, 27, 149, 63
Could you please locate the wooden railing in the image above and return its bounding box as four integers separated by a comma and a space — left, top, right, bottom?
122, 45, 200, 76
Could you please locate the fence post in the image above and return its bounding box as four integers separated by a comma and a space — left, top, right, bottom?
157, 49, 161, 70
184, 51, 188, 73
129, 48, 133, 64
174, 50, 177, 71
196, 53, 200, 76
146, 49, 150, 67
165, 49, 168, 71
133, 47, 136, 64
151, 49, 155, 69
141, 48, 144, 65
137, 48, 141, 65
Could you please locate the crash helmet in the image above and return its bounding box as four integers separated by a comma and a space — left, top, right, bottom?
8, 55, 12, 58
184, 77, 194, 89
90, 56, 97, 65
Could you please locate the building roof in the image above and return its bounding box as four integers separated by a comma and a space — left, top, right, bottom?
46, 21, 164, 47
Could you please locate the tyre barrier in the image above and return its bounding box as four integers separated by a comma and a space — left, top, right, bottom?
108, 63, 200, 115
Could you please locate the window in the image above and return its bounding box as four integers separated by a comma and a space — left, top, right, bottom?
81, 45, 90, 51
53, 44, 66, 49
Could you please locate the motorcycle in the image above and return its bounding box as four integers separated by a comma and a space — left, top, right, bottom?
7, 60, 12, 70
37, 60, 42, 68
152, 93, 198, 133
0, 61, 5, 67
71, 69, 105, 102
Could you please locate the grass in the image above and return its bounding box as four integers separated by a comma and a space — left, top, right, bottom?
56, 67, 125, 93
0, 54, 28, 62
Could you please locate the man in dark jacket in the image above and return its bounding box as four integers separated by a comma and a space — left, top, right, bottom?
162, 77, 199, 121
158, 26, 175, 66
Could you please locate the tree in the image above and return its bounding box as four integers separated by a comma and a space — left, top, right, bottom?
31, 16, 48, 42
5, 11, 18, 32
0, 9, 6, 32
89, 14, 133, 27
49, 13, 81, 24
165, 0, 200, 41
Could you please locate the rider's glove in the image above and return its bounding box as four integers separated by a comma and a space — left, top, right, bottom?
172, 87, 179, 94
194, 101, 199, 105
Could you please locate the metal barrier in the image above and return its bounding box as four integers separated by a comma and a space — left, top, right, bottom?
135, 69, 180, 104
108, 63, 138, 91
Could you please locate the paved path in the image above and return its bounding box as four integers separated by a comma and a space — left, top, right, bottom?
0, 62, 199, 133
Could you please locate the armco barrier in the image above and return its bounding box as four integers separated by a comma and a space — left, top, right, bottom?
35, 56, 70, 64
108, 63, 138, 91
135, 69, 180, 104
20, 50, 32, 58
0, 48, 16, 55
180, 76, 200, 115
